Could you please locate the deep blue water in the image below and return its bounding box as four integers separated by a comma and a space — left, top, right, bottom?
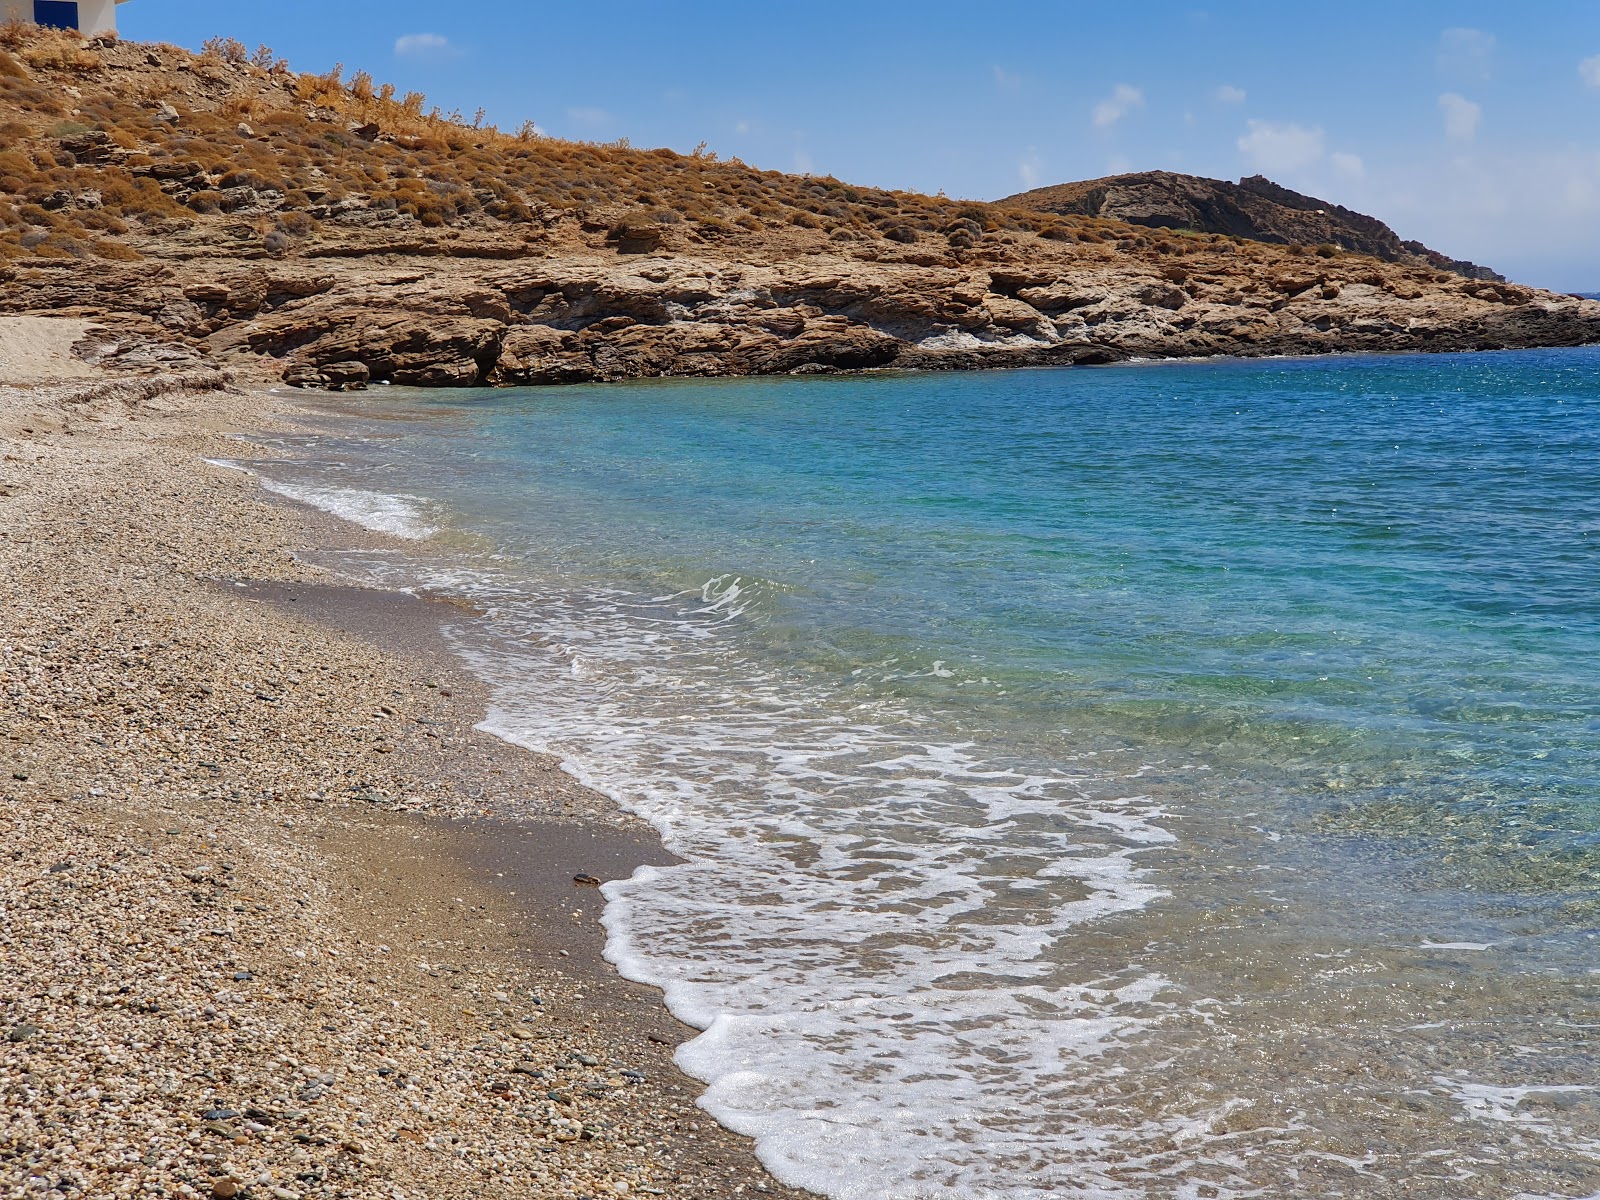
243, 347, 1600, 1199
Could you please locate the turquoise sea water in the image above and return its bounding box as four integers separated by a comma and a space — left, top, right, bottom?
239, 348, 1600, 1199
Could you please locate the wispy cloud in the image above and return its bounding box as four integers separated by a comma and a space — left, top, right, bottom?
566, 106, 612, 128
1018, 148, 1043, 189
1438, 92, 1481, 142
1581, 55, 1600, 89
394, 32, 455, 59
1331, 151, 1365, 179
1215, 84, 1246, 104
1437, 27, 1495, 80
993, 65, 1023, 93
1092, 84, 1144, 130
1237, 120, 1325, 173
734, 119, 752, 135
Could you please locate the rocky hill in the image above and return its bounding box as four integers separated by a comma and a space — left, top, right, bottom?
1004, 171, 1502, 281
1, 24, 1596, 389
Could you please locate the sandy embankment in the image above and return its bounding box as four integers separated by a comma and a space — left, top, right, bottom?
0, 318, 809, 1200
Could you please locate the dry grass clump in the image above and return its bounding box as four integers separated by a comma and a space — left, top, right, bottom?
0, 19, 1232, 270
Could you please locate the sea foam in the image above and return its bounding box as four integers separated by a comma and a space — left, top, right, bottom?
208, 459, 439, 539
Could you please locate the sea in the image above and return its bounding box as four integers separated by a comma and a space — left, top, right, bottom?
225, 348, 1600, 1200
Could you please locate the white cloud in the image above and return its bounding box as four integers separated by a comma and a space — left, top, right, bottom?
1215, 84, 1246, 104
1439, 92, 1481, 142
1581, 55, 1600, 88
1092, 84, 1144, 130
1018, 148, 1043, 188
1375, 145, 1600, 288
394, 32, 452, 58
1437, 27, 1495, 80
993, 65, 1023, 92
566, 106, 612, 128
1236, 120, 1325, 174
734, 119, 751, 135
1331, 151, 1365, 179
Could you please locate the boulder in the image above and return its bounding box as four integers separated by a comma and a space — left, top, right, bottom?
282, 362, 326, 388
320, 360, 370, 390
489, 325, 594, 385
609, 219, 664, 255
750, 317, 903, 374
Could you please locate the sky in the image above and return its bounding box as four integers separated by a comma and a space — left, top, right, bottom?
121, 2, 1600, 291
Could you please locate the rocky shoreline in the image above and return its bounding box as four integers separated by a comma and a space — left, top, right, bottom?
0, 336, 814, 1200
9, 239, 1600, 394
2, 31, 1597, 393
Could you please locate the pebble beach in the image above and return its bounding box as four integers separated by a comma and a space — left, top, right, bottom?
0, 318, 810, 1200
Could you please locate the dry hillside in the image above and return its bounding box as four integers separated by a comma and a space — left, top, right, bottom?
2, 23, 1597, 388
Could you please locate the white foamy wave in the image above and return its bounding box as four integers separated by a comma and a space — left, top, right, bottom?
207, 459, 439, 539
259, 480, 439, 539
286, 545, 1600, 1200
411, 564, 1226, 1199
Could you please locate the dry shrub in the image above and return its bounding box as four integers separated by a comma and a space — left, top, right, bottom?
201, 37, 250, 65
78, 209, 126, 234
21, 32, 100, 74
277, 210, 316, 236
98, 173, 184, 218
26, 231, 88, 257
91, 237, 141, 260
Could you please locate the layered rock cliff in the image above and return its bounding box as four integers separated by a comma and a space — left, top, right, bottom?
2, 26, 1596, 388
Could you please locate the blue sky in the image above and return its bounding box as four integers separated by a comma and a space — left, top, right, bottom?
123, 2, 1600, 290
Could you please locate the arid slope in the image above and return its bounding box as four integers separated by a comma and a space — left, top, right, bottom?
1, 25, 1597, 388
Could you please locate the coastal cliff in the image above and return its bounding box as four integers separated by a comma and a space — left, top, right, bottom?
2, 26, 1597, 388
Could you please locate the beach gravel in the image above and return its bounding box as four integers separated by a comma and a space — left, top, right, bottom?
0, 329, 809, 1199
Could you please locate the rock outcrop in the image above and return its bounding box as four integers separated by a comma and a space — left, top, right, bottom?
1004, 171, 1503, 281
9, 245, 1597, 390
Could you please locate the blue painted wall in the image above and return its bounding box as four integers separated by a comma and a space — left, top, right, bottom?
33, 1, 80, 30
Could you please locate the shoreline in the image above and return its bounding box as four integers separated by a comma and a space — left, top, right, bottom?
0, 345, 815, 1198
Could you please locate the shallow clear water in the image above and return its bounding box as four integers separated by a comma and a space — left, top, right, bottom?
236, 349, 1600, 1199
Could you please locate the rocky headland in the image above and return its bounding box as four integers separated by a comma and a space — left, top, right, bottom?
1, 26, 1597, 390
1003, 170, 1506, 281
